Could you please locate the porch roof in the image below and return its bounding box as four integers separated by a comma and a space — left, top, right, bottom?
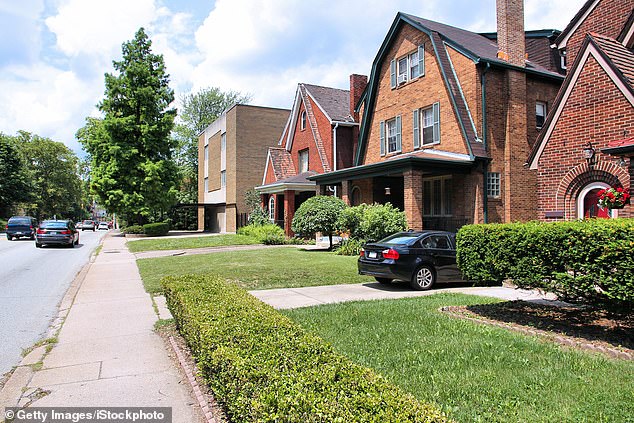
255, 171, 317, 194
601, 136, 634, 156
309, 150, 474, 185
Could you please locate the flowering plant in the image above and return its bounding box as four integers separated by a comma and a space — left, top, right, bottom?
598, 186, 630, 209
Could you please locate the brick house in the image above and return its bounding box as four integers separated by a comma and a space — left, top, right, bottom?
256, 79, 365, 235
311, 0, 564, 231
528, 0, 634, 220
197, 104, 289, 232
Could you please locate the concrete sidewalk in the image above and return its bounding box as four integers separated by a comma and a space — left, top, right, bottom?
0, 233, 203, 422
251, 282, 560, 310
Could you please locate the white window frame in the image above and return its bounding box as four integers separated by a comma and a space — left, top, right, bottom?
220, 170, 226, 188
386, 117, 401, 154
423, 176, 452, 217
204, 177, 209, 192
391, 45, 424, 88
577, 182, 616, 219
536, 101, 547, 130
298, 149, 309, 173
414, 102, 440, 148
487, 172, 501, 198
409, 50, 419, 79
300, 111, 307, 130
268, 196, 275, 221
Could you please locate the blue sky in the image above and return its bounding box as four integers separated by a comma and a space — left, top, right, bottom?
0, 0, 585, 155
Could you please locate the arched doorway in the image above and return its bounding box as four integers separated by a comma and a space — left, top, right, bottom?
577, 183, 614, 219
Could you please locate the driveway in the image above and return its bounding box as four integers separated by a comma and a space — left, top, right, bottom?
250, 282, 560, 310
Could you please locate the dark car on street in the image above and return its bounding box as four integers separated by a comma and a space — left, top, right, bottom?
35, 220, 79, 248
358, 231, 465, 290
5, 216, 37, 240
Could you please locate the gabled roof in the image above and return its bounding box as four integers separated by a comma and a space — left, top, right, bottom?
263, 147, 296, 184
554, 0, 600, 49
302, 84, 355, 123
355, 12, 564, 166
256, 171, 317, 194
528, 33, 634, 169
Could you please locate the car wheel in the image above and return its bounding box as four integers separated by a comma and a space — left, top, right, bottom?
410, 265, 436, 291
35, 242, 42, 248
75, 237, 79, 245
7, 235, 12, 241
374, 277, 393, 284
30, 234, 35, 240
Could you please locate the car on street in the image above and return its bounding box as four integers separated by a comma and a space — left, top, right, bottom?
5, 216, 38, 240
35, 220, 79, 248
98, 222, 109, 230
358, 230, 465, 290
81, 220, 96, 231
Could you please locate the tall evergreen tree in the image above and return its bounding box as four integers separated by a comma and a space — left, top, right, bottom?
79, 27, 178, 224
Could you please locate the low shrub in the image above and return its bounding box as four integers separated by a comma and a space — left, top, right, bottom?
143, 222, 170, 237
238, 223, 286, 244
122, 225, 144, 234
336, 238, 364, 256
457, 219, 634, 309
163, 274, 448, 423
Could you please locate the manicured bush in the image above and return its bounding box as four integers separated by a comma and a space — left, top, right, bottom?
292, 195, 346, 249
163, 274, 448, 423
358, 202, 408, 242
122, 225, 144, 234
238, 223, 285, 244
456, 219, 634, 309
337, 204, 369, 240
143, 222, 170, 237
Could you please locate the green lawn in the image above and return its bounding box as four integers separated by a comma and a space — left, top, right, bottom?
284, 294, 634, 423
137, 247, 369, 294
126, 234, 259, 253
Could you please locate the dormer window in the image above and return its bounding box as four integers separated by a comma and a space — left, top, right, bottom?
300, 111, 307, 130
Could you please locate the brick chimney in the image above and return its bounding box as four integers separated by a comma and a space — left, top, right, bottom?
496, 0, 526, 67
349, 74, 368, 122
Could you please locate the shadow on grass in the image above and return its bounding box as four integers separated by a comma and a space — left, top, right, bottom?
465, 301, 634, 351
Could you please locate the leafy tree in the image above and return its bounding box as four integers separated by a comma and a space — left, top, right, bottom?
78, 27, 178, 225
338, 202, 408, 242
0, 133, 32, 217
16, 132, 84, 220
291, 195, 346, 249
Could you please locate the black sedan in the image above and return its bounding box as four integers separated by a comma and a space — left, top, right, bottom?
358, 231, 465, 290
35, 220, 79, 248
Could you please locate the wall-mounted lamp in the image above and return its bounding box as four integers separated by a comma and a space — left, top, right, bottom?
582, 142, 595, 165
619, 157, 627, 167
385, 187, 391, 196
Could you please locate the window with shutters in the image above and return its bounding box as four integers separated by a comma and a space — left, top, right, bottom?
413, 102, 440, 148
380, 116, 402, 155
390, 45, 425, 88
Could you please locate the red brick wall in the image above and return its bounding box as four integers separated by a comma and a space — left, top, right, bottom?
362, 25, 470, 165
564, 0, 633, 65
289, 96, 331, 173
536, 55, 634, 220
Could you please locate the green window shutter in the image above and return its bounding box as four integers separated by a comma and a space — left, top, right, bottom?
390, 59, 396, 89
380, 120, 386, 156
396, 115, 402, 152
418, 45, 425, 76
433, 102, 440, 143
413, 109, 420, 149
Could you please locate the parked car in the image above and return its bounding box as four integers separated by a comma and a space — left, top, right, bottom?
358, 231, 465, 290
5, 216, 37, 240
98, 221, 109, 230
35, 220, 79, 248
81, 220, 96, 231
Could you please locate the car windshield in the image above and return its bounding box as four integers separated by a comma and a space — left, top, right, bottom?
41, 221, 69, 229
9, 218, 31, 225
378, 233, 420, 245
83, 220, 93, 224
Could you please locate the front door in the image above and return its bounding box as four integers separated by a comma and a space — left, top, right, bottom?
583, 188, 610, 219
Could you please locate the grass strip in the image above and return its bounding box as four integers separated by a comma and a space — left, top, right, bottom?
126, 234, 259, 253
137, 247, 368, 294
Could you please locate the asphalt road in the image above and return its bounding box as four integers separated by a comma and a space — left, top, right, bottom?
0, 228, 107, 376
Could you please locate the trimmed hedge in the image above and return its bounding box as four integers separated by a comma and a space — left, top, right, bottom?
143, 222, 170, 237
238, 223, 286, 244
163, 274, 449, 423
456, 219, 634, 308
122, 225, 144, 234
